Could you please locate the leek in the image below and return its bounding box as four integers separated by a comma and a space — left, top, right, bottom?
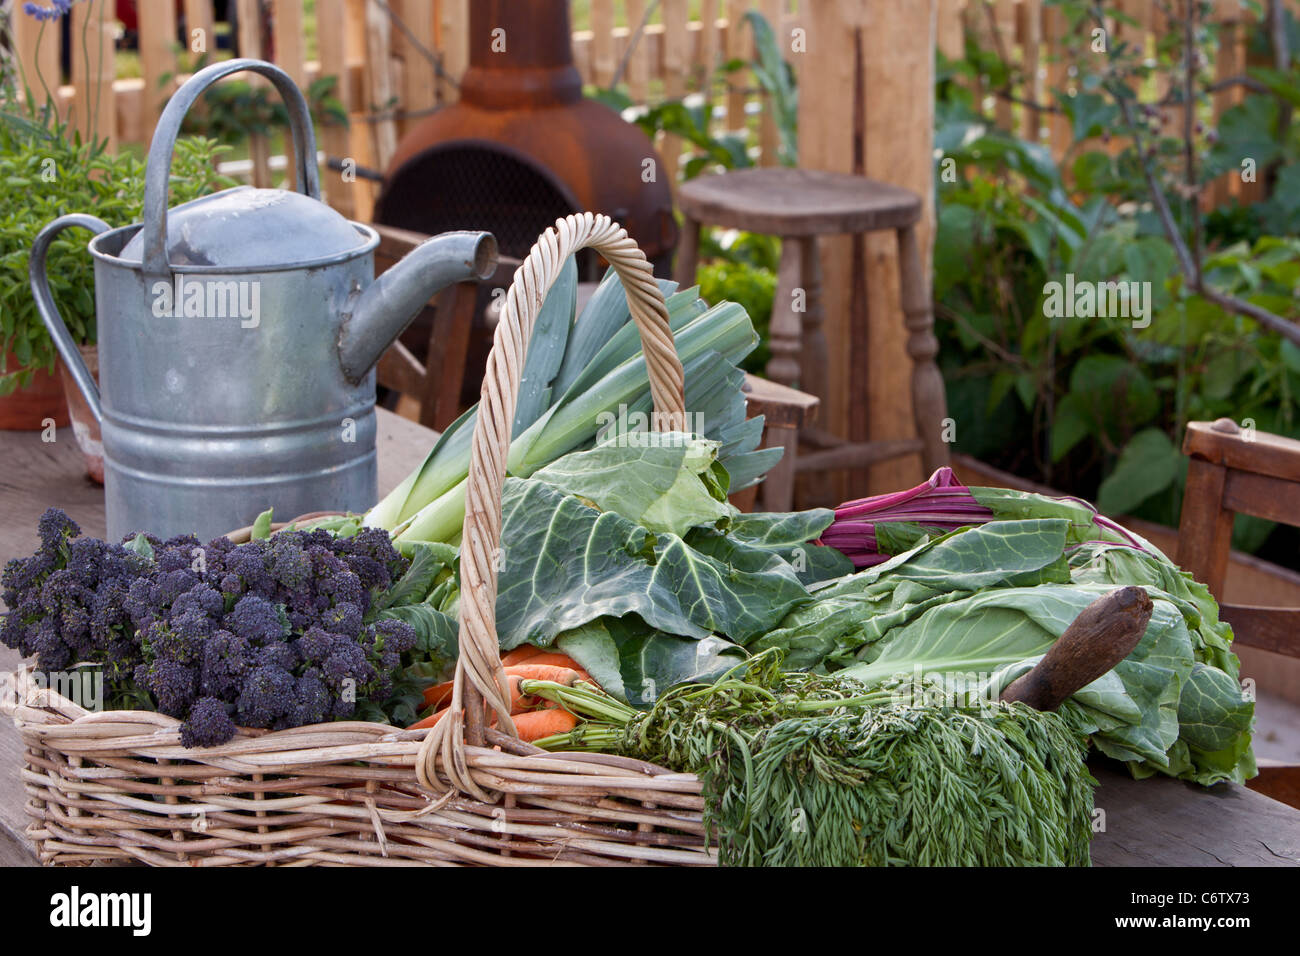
365, 263, 781, 545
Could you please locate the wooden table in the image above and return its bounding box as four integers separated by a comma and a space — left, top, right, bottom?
2, 411, 1299, 867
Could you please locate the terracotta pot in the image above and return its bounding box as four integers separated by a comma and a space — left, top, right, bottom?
0, 349, 70, 431
57, 344, 104, 485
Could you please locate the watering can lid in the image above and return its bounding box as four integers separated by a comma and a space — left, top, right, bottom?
118, 186, 368, 269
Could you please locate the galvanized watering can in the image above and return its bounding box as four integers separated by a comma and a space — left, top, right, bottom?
31, 59, 497, 542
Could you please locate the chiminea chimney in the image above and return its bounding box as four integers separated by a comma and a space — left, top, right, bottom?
374, 0, 678, 275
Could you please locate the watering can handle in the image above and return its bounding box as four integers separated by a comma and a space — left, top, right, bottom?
141, 58, 320, 280
29, 214, 111, 427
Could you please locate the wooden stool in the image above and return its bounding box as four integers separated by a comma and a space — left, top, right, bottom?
675, 168, 949, 506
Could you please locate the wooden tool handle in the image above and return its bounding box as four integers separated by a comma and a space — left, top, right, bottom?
1000, 586, 1153, 711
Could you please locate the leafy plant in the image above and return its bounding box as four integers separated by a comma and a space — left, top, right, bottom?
0, 108, 235, 393
932, 2, 1300, 562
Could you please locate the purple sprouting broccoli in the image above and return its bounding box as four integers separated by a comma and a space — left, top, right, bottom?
333, 528, 409, 596
139, 658, 197, 718
255, 642, 298, 673
290, 668, 332, 727
5, 510, 424, 746
236, 664, 296, 728
180, 697, 237, 748
37, 508, 79, 552
199, 630, 253, 698
224, 594, 289, 645
320, 600, 364, 640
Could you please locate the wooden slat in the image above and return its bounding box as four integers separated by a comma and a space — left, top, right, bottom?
757, 0, 783, 165
10, 1, 60, 105
1018, 0, 1042, 142
697, 0, 720, 93
625, 0, 651, 102
139, 0, 178, 146
590, 0, 617, 88
316, 0, 356, 217
1213, 0, 1245, 206
365, 0, 399, 171
394, 0, 438, 134
440, 0, 469, 99
1223, 471, 1300, 528
1184, 420, 1300, 484
69, 0, 117, 150
184, 0, 217, 57
725, 0, 749, 132
992, 0, 1017, 131
273, 0, 307, 189
1177, 457, 1235, 597
1043, 0, 1071, 159
1221, 604, 1300, 656
236, 0, 272, 188
660, 0, 690, 183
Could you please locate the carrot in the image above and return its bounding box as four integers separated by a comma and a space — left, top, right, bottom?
407, 708, 449, 731
421, 679, 456, 709
501, 645, 545, 666
512, 708, 578, 742
517, 652, 589, 673
502, 664, 587, 686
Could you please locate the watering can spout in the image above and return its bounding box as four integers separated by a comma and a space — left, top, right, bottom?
339, 231, 498, 383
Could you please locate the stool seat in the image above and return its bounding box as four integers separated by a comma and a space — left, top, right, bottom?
677, 168, 921, 236
674, 168, 949, 511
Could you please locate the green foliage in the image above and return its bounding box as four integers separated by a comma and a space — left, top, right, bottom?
932, 4, 1300, 560
0, 102, 235, 394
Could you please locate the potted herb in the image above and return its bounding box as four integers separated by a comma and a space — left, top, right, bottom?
0, 3, 233, 451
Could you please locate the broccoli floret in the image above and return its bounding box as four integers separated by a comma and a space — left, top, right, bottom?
180, 697, 237, 748
235, 664, 295, 728
225, 595, 289, 645
289, 668, 332, 726
141, 658, 197, 717
200, 630, 252, 698
319, 601, 364, 640
37, 509, 79, 551
255, 642, 298, 672
266, 534, 313, 593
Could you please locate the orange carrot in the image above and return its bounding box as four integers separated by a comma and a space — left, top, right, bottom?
501, 645, 545, 666
421, 679, 456, 709
512, 708, 578, 742
407, 708, 449, 731
502, 664, 587, 686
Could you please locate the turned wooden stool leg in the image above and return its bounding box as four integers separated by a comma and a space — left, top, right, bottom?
797, 236, 833, 507
759, 422, 798, 513
798, 237, 828, 406
675, 215, 701, 287
766, 236, 805, 390
897, 223, 949, 474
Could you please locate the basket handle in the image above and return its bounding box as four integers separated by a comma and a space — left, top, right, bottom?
416, 213, 687, 797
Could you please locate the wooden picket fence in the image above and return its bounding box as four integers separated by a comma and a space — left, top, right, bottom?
3, 0, 1292, 218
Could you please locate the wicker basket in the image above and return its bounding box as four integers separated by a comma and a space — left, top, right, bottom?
1, 214, 717, 866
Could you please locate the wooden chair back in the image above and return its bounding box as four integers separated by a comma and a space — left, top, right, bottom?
1176, 418, 1300, 657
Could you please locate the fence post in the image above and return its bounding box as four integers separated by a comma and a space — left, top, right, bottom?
724, 0, 748, 132
273, 0, 307, 190
69, 0, 117, 150
661, 0, 689, 184
799, 0, 937, 498
139, 1, 178, 146
317, 0, 355, 218
394, 0, 437, 137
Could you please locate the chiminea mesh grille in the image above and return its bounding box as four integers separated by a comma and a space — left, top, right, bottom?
376, 144, 596, 275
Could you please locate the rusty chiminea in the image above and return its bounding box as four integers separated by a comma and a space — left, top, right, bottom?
374, 0, 677, 276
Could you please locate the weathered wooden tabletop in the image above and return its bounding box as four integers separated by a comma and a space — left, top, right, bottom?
1, 411, 1298, 867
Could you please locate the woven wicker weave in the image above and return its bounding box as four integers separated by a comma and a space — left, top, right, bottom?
1, 214, 716, 866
